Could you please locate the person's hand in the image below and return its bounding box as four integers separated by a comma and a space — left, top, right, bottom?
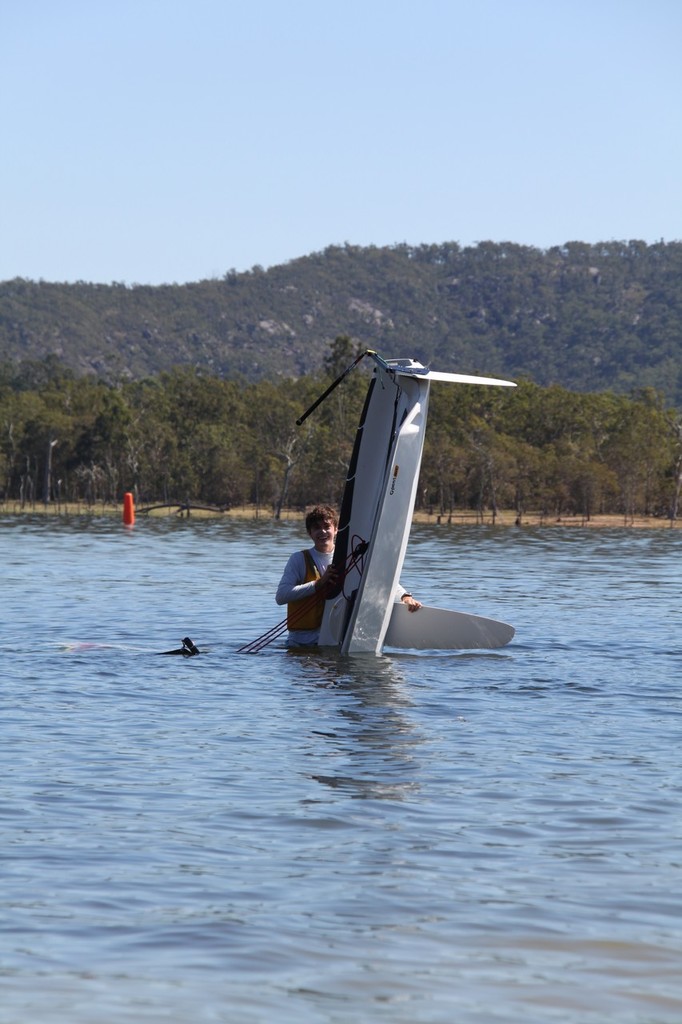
401, 594, 422, 613
316, 565, 339, 595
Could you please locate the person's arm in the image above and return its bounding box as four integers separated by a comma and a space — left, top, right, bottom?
276, 555, 339, 606
276, 552, 317, 606
394, 582, 422, 612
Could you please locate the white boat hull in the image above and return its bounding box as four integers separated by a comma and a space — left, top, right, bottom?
318, 356, 516, 656
384, 602, 515, 650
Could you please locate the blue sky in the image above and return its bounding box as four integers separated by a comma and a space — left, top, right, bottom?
1, 0, 680, 285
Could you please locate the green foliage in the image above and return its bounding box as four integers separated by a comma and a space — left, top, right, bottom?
2, 240, 682, 405
1, 348, 680, 522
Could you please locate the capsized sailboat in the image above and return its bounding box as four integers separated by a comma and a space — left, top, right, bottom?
317, 353, 516, 655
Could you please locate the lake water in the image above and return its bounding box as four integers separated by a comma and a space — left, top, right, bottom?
1, 516, 681, 1023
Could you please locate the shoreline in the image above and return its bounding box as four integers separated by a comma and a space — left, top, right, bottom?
0, 501, 678, 529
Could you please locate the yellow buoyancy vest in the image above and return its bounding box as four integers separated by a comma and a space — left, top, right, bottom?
287, 550, 325, 631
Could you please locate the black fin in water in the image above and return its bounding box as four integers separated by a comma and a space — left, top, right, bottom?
158, 637, 201, 656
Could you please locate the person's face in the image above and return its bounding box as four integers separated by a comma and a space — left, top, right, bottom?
308, 517, 337, 553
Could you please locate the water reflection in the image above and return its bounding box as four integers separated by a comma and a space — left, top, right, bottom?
285, 650, 423, 801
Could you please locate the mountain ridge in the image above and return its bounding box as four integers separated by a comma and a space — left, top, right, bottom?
2, 239, 681, 404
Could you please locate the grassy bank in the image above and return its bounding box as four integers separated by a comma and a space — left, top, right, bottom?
1, 500, 678, 529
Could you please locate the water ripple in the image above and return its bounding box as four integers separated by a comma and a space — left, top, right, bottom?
1, 519, 681, 1022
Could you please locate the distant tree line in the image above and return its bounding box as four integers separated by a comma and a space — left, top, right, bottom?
1, 343, 681, 522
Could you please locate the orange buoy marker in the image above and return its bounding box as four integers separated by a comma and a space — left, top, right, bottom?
123, 492, 135, 526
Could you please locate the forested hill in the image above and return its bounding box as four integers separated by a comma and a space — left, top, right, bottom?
2, 239, 682, 405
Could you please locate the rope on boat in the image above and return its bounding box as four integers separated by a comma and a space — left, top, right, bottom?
238, 539, 368, 654
294, 348, 409, 427
295, 350, 373, 426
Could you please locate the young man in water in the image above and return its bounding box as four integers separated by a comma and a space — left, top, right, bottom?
276, 504, 420, 647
